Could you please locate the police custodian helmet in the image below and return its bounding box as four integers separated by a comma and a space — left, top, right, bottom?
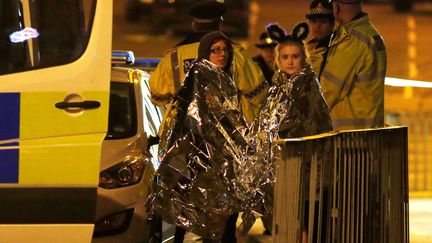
188, 0, 226, 24
255, 32, 278, 48
306, 0, 334, 20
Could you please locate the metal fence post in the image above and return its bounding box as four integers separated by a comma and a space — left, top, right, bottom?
273, 127, 409, 243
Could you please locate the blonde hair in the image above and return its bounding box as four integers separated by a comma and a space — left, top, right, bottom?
274, 40, 307, 71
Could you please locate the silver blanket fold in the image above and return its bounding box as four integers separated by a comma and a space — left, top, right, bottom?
146, 59, 249, 239
147, 61, 332, 239
239, 65, 333, 228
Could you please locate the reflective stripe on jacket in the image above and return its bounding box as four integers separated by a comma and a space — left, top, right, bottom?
149, 42, 268, 124
149, 42, 198, 106
232, 46, 269, 123
320, 14, 386, 130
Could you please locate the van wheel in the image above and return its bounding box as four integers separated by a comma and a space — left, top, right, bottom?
392, 0, 413, 12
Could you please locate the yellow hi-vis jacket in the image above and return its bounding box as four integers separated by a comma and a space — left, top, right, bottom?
307, 35, 332, 76
149, 42, 269, 124
320, 14, 386, 130
307, 43, 326, 76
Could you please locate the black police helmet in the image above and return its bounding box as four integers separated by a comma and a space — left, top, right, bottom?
188, 0, 226, 24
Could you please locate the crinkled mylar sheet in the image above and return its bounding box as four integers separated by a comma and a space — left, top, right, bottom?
147, 61, 332, 239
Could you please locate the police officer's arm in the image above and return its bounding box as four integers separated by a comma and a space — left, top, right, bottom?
322, 42, 366, 111
232, 46, 269, 106
355, 35, 386, 120
149, 54, 175, 107
356, 35, 386, 86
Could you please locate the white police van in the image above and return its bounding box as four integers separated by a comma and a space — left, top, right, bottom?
0, 1, 112, 242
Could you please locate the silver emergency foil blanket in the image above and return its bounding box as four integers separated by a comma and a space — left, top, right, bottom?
146, 61, 332, 239
147, 59, 249, 239
238, 65, 333, 230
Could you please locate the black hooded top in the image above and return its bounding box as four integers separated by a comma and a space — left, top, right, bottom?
197, 31, 233, 74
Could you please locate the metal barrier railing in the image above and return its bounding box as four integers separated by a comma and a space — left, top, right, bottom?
273, 126, 409, 243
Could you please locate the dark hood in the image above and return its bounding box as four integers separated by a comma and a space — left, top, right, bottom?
198, 31, 233, 73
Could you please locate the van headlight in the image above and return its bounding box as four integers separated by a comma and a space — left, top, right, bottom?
99, 156, 147, 189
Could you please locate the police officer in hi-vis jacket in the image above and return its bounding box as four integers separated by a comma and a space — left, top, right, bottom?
305, 0, 335, 76
320, 0, 387, 130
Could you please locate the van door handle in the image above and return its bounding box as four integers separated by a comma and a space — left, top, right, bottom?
55, 100, 101, 110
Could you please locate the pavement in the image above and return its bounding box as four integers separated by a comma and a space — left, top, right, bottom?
183, 217, 272, 243
182, 198, 432, 243
409, 198, 432, 243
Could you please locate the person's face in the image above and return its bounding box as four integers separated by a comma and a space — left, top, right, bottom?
209, 39, 229, 69
278, 44, 304, 75
260, 46, 275, 66
309, 17, 334, 40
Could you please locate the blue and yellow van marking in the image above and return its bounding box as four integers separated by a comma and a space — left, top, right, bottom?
0, 93, 20, 183
1, 91, 107, 185
0, 92, 98, 222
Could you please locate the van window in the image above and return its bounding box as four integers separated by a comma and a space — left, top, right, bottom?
0, 0, 96, 75
106, 82, 138, 139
